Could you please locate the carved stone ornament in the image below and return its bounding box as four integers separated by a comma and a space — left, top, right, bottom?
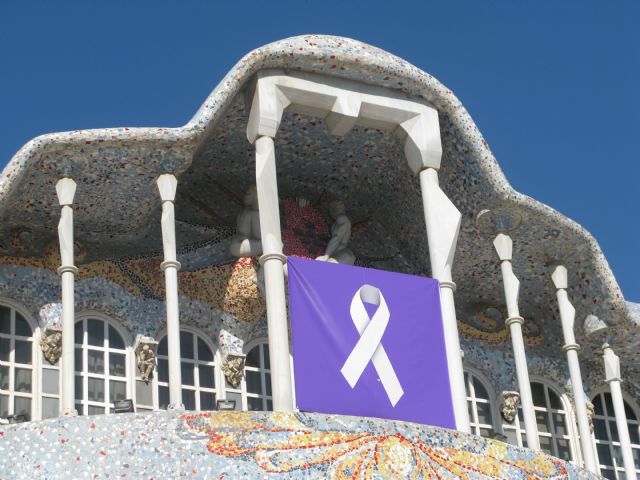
222, 353, 246, 388
499, 390, 521, 423
134, 336, 158, 384
39, 327, 62, 365
586, 399, 595, 433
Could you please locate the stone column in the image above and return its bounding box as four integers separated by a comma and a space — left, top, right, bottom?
157, 174, 183, 410
550, 265, 598, 473
254, 135, 293, 411
419, 167, 471, 433
493, 233, 540, 450
603, 344, 637, 480
56, 178, 78, 416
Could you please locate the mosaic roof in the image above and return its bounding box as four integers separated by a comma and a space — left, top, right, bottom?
1, 34, 637, 367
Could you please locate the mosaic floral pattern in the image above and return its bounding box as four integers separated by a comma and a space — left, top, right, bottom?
0, 411, 600, 479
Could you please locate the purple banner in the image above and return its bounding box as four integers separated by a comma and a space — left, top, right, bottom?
288, 257, 455, 428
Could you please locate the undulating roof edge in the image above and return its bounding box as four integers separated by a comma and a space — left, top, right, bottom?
0, 34, 635, 332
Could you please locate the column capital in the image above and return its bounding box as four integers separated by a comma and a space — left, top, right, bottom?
156, 173, 177, 202
603, 343, 622, 382
160, 260, 181, 272
562, 343, 581, 352
259, 252, 287, 265
439, 280, 456, 292
56, 177, 77, 206
505, 315, 524, 327
57, 265, 78, 275
493, 233, 513, 261
551, 264, 568, 290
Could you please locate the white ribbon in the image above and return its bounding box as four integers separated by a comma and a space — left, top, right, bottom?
341, 284, 404, 406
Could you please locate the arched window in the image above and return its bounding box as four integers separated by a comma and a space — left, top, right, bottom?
502, 381, 576, 461
74, 316, 130, 415
0, 305, 35, 421
241, 339, 272, 411
591, 391, 640, 479
155, 329, 219, 411
464, 369, 495, 438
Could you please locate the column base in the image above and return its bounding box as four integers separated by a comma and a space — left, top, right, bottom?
60, 407, 78, 417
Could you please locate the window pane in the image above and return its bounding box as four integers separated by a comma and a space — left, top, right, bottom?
74, 321, 83, 345
200, 392, 215, 411
197, 338, 213, 362
594, 418, 608, 440
75, 347, 82, 371
225, 391, 242, 410
199, 365, 215, 389
0, 394, 8, 417
604, 393, 614, 417
159, 386, 169, 409
613, 446, 624, 467
548, 389, 562, 409
479, 428, 493, 438
158, 359, 168, 383
597, 443, 613, 467
14, 396, 31, 421
88, 378, 105, 402
14, 368, 31, 393
246, 371, 262, 395
610, 421, 619, 442
247, 396, 264, 411
472, 377, 488, 399
14, 314, 31, 337
183, 389, 195, 410
266, 399, 272, 411
136, 380, 152, 406
109, 380, 126, 402
263, 344, 270, 369
14, 340, 31, 364
157, 337, 167, 356
531, 383, 546, 407
108, 326, 124, 350
539, 435, 553, 455
477, 402, 492, 425
265, 373, 272, 396
0, 307, 10, 334
246, 346, 260, 367
75, 402, 83, 415
0, 365, 8, 390
109, 353, 126, 377
553, 413, 567, 436
180, 332, 194, 359
88, 406, 104, 415
42, 397, 58, 419
593, 394, 604, 415
625, 401, 637, 421
181, 362, 194, 386
42, 368, 58, 395
75, 375, 82, 400
87, 350, 104, 374
556, 438, 571, 461
87, 319, 104, 346
0, 338, 8, 361
536, 411, 549, 433
630, 424, 640, 445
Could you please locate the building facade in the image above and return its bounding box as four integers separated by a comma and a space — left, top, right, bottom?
0, 35, 638, 479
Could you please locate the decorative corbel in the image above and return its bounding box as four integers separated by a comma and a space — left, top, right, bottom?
499, 390, 521, 423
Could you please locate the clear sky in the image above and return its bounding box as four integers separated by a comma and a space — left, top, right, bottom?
0, 1, 638, 301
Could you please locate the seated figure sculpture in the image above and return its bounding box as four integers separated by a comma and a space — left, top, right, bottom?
229, 186, 262, 258
316, 200, 355, 265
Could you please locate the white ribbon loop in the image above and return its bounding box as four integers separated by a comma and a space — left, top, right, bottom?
341, 284, 404, 406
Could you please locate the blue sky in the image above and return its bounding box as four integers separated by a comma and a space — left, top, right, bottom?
0, 1, 638, 301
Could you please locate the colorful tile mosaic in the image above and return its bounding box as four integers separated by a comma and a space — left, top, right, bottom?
0, 410, 600, 479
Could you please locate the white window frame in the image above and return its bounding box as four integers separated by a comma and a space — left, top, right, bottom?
463, 366, 499, 438
74, 312, 133, 416
0, 299, 38, 421
240, 338, 273, 411
151, 326, 224, 412
590, 386, 640, 479
502, 377, 580, 462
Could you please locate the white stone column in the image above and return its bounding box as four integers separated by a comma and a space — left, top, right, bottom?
255, 135, 293, 411
551, 265, 598, 473
56, 178, 78, 416
157, 174, 183, 409
493, 233, 540, 449
603, 344, 637, 480
419, 167, 470, 433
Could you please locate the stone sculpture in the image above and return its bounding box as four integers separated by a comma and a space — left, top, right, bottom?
586, 399, 595, 433
39, 327, 62, 365
229, 186, 262, 258
137, 344, 156, 383
499, 391, 521, 423
222, 353, 246, 387
316, 200, 355, 265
